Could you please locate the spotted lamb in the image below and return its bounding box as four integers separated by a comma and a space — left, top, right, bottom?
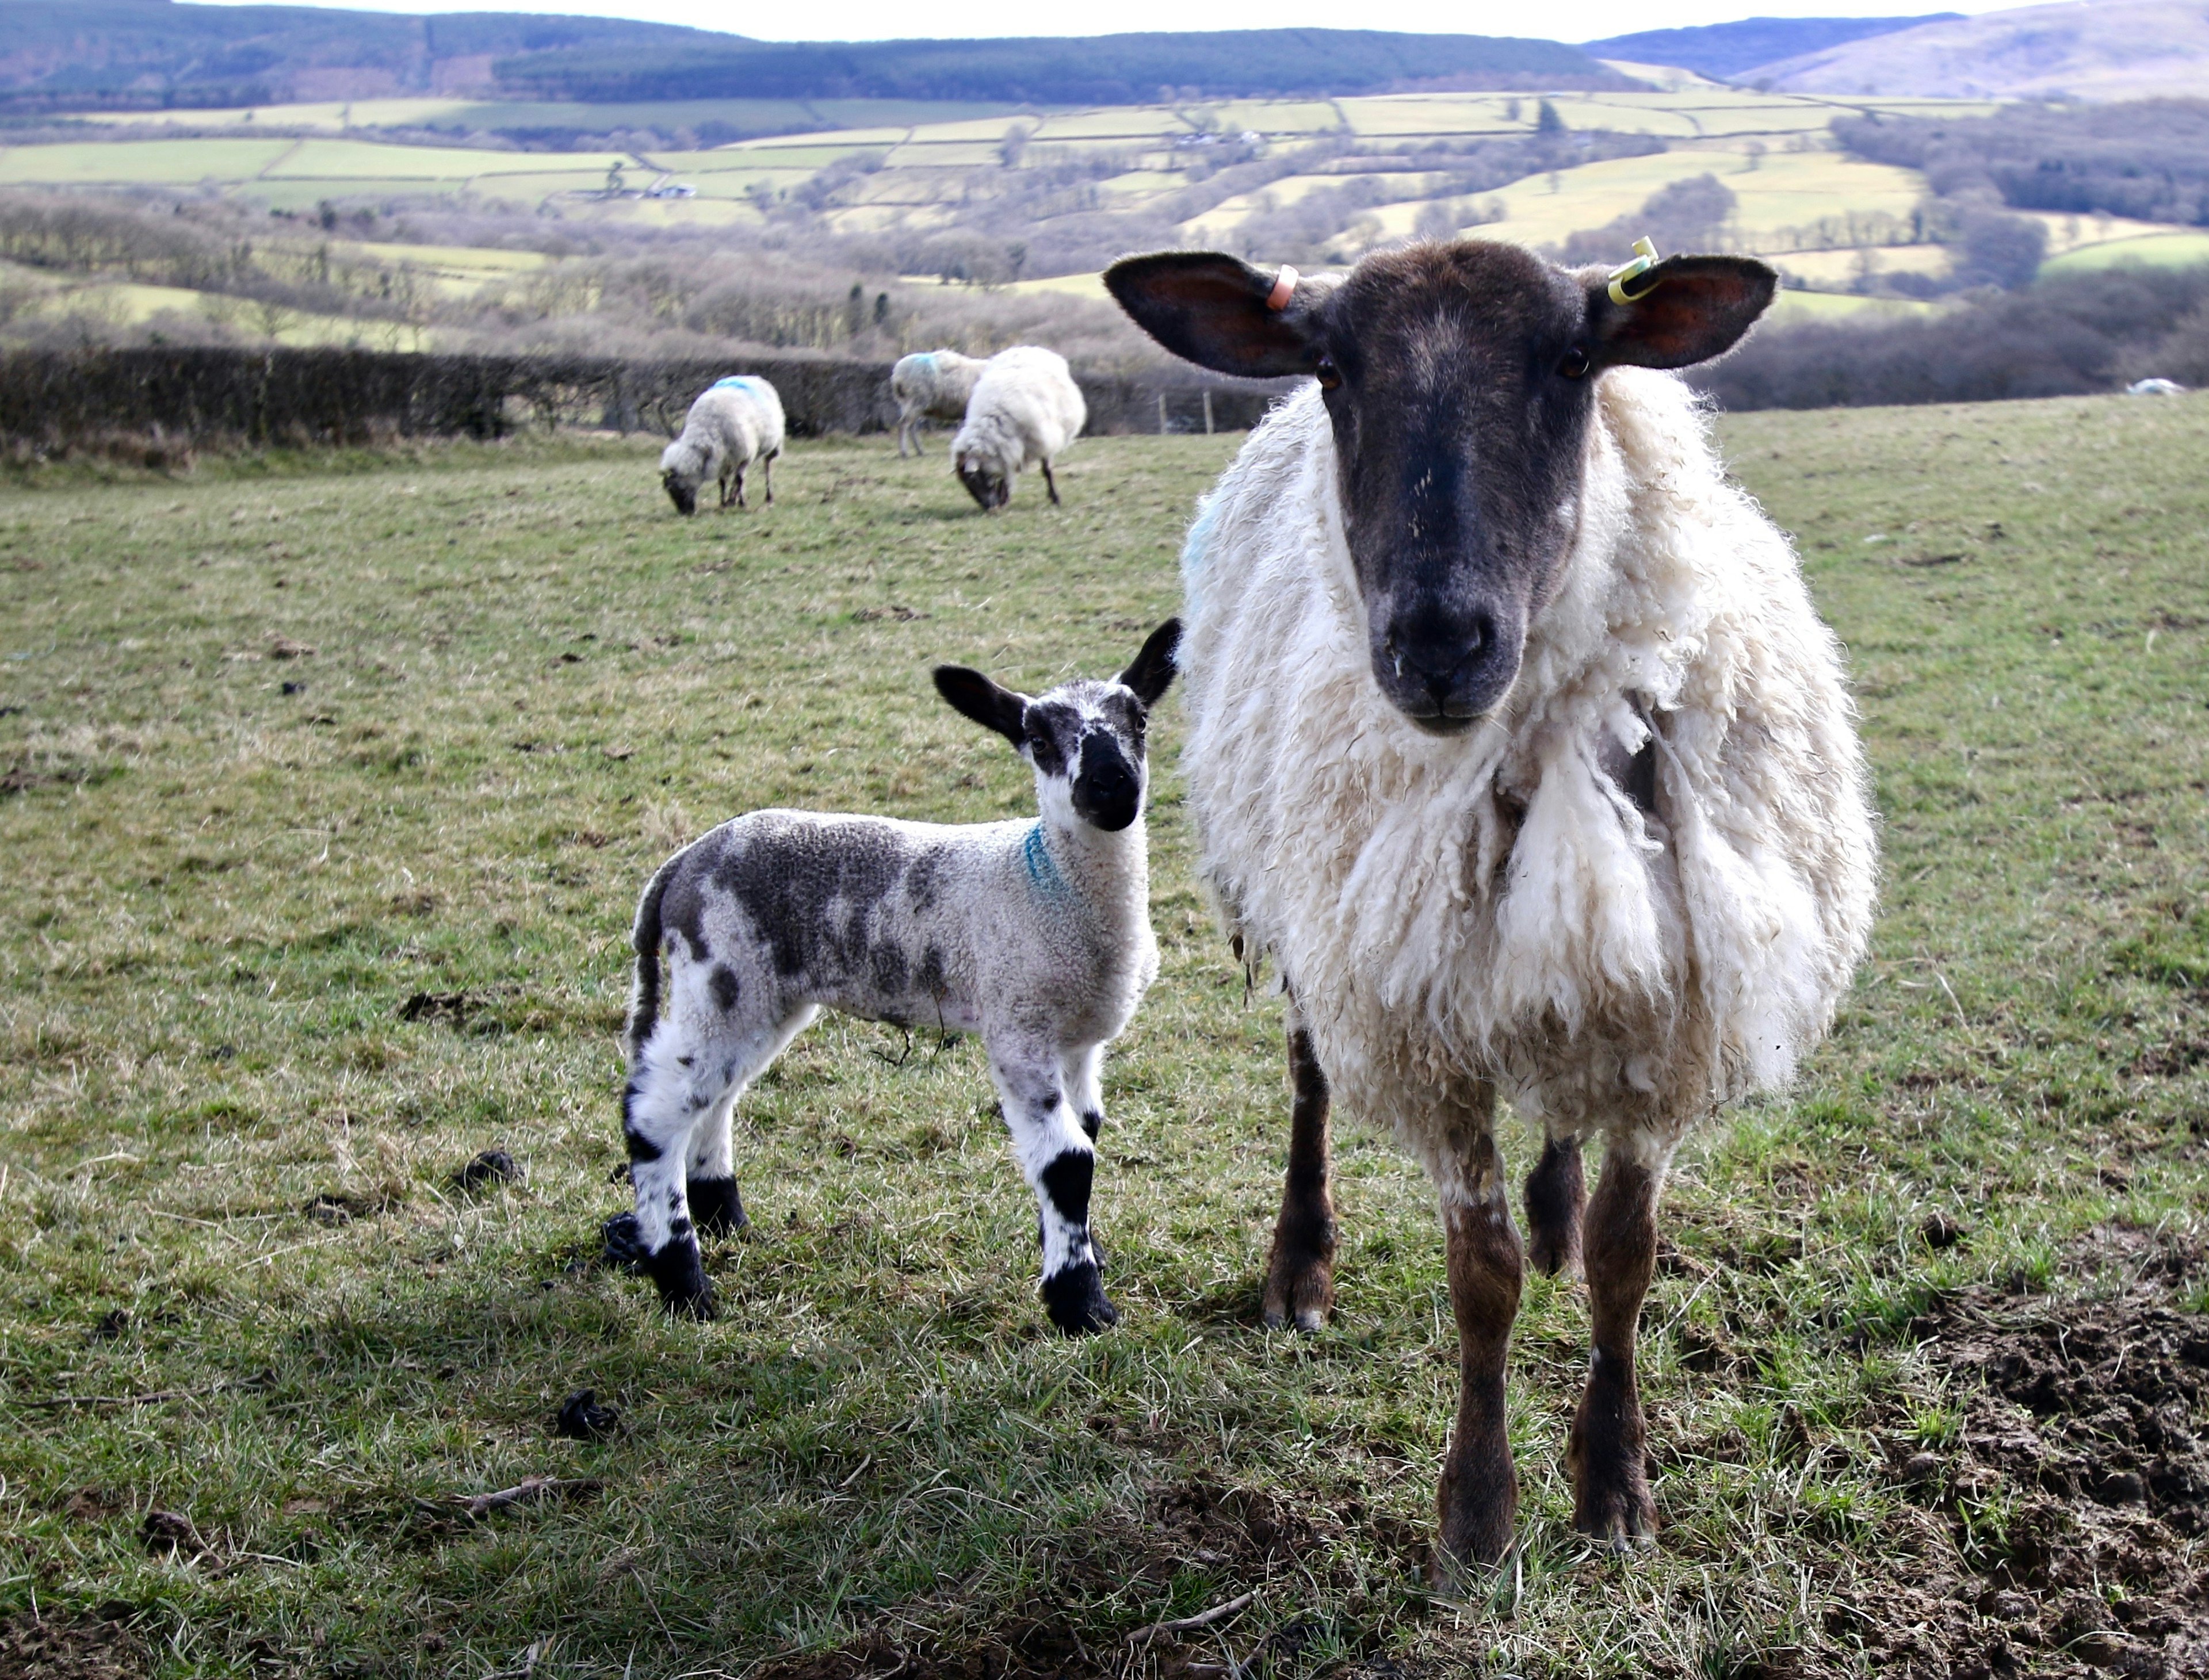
659, 374, 785, 515
1106, 242, 1876, 1568
613, 621, 1181, 1332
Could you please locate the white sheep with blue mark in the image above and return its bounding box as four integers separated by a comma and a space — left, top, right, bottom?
891, 349, 985, 457
951, 346, 1086, 510
612, 621, 1182, 1333
659, 374, 785, 515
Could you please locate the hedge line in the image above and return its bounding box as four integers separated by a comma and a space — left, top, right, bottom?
0, 346, 1293, 455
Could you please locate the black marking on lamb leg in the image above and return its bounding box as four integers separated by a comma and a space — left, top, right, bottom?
1041, 1260, 1117, 1334
622, 1113, 663, 1164
1037, 1148, 1094, 1226
708, 965, 741, 1013
644, 1234, 716, 1318
690, 1176, 747, 1238
1080, 1109, 1103, 1142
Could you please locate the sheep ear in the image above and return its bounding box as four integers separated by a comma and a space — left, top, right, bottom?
1116, 618, 1181, 709
933, 665, 1028, 746
1585, 256, 1777, 371
1105, 252, 1320, 379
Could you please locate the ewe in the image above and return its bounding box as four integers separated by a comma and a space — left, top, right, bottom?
891, 349, 985, 457
613, 622, 1181, 1333
1107, 242, 1876, 1566
951, 346, 1086, 510
660, 375, 784, 515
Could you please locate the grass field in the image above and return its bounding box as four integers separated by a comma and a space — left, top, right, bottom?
3, 395, 2207, 1678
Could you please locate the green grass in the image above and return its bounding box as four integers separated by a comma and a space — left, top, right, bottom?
2, 397, 2206, 1677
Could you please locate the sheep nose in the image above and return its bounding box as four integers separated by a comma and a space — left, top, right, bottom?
1377, 609, 1513, 733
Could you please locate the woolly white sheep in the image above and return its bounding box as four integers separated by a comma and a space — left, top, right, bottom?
659, 374, 784, 515
611, 621, 1181, 1333
891, 349, 985, 457
1108, 242, 1876, 1568
951, 346, 1086, 510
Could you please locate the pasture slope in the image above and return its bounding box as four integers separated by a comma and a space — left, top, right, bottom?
2, 396, 2207, 1678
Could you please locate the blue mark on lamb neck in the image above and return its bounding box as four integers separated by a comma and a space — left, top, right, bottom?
1023, 822, 1067, 896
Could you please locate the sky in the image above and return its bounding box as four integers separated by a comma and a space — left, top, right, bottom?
182, 0, 2032, 47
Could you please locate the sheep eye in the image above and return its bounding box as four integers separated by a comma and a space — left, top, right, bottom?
1314, 357, 1343, 391
1558, 346, 1591, 380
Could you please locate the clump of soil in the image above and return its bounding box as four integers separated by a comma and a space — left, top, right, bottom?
0, 1612, 147, 1680
1836, 1239, 2209, 1678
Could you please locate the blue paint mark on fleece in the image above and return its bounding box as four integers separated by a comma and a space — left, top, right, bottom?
712, 375, 762, 392
1179, 494, 1224, 613
1022, 822, 1065, 895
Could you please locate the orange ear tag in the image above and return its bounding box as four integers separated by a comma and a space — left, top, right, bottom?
1266, 265, 1299, 311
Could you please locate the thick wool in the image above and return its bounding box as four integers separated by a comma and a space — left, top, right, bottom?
951, 346, 1086, 498
660, 375, 785, 507
1176, 371, 1875, 1176
891, 349, 985, 454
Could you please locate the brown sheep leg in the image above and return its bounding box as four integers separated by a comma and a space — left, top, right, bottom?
1524, 1130, 1585, 1279
1262, 1022, 1336, 1332
1435, 1115, 1523, 1573
1567, 1142, 1663, 1547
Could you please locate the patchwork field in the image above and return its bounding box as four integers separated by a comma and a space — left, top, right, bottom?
3, 393, 2208, 1678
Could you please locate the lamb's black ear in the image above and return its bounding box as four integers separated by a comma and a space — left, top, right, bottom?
1585, 256, 1777, 371
933, 665, 1028, 746
1104, 252, 1320, 379
1116, 618, 1181, 709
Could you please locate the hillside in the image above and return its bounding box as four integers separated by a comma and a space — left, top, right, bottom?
488, 30, 1633, 106
0, 1, 727, 112
1584, 13, 1956, 81
1751, 0, 2209, 100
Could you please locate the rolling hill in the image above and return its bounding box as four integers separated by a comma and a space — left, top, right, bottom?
1748, 1, 2209, 100
1584, 13, 1958, 81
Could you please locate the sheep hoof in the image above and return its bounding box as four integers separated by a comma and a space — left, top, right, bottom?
689, 1177, 748, 1239
1261, 1243, 1334, 1333
1041, 1262, 1118, 1335
1571, 1495, 1656, 1552
644, 1238, 717, 1321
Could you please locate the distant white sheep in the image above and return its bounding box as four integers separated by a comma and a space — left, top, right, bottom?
1109, 242, 1876, 1568
951, 346, 1086, 510
891, 350, 985, 457
659, 375, 785, 515
612, 621, 1181, 1333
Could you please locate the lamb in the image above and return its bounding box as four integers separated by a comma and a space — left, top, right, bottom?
612, 620, 1181, 1333
950, 346, 1086, 510
891, 349, 985, 457
659, 374, 784, 515
1106, 242, 1876, 1568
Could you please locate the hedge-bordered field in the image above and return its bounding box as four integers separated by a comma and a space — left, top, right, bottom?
2, 397, 2206, 1678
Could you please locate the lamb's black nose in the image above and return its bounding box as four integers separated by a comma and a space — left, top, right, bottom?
1072, 738, 1141, 831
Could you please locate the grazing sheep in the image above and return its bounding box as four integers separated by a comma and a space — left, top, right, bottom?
891, 349, 985, 457
613, 621, 1182, 1333
1107, 242, 1876, 1567
951, 346, 1086, 510
659, 375, 784, 515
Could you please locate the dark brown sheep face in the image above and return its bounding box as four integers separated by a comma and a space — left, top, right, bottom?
956, 452, 1010, 511
662, 470, 698, 516
1106, 241, 1776, 735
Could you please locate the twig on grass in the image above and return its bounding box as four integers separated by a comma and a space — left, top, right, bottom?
1126, 1589, 1258, 1645
421, 1476, 603, 1520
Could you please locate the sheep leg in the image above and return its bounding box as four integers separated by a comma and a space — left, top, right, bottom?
1567, 1136, 1666, 1548
760, 451, 774, 506
1434, 1096, 1523, 1574
990, 1044, 1117, 1335
1524, 1128, 1585, 1278
1039, 458, 1061, 505
1263, 1021, 1336, 1332
732, 461, 747, 510
685, 1088, 747, 1239
1061, 1042, 1107, 1142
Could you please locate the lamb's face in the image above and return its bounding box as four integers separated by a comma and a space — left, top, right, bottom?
1105, 243, 1776, 737
932, 620, 1182, 835
956, 447, 1009, 511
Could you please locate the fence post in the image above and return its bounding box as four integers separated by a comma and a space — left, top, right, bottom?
1202, 389, 1214, 435
1157, 391, 1168, 435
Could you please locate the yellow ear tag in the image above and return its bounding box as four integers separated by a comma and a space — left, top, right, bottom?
1607, 236, 1661, 305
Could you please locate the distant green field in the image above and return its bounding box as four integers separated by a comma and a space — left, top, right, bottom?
2044, 230, 2209, 274
3, 394, 2207, 1677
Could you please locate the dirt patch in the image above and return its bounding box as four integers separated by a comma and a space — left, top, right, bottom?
0, 1612, 148, 1680
1833, 1239, 2209, 1678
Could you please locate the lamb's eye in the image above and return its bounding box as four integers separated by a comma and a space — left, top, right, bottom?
1558, 346, 1591, 380
1314, 357, 1343, 391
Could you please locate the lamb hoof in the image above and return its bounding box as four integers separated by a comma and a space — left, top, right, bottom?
1041, 1262, 1119, 1335
601, 1211, 646, 1270
644, 1238, 717, 1321
689, 1177, 748, 1239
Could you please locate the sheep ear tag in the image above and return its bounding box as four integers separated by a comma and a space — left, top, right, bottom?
1607, 237, 1662, 307
1266, 265, 1300, 311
